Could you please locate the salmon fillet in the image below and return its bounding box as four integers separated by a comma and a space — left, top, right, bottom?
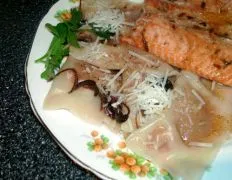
145, 0, 232, 39
146, 0, 232, 13
121, 14, 232, 86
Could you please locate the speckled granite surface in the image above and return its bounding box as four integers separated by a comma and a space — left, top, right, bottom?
0, 0, 98, 179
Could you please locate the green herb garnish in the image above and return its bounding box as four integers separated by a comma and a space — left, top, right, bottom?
36, 8, 82, 80
90, 24, 115, 39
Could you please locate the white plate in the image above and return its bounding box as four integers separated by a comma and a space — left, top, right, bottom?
25, 0, 232, 179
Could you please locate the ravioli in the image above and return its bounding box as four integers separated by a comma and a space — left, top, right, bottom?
126, 72, 232, 179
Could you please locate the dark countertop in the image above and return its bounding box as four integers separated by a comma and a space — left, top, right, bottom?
0, 0, 98, 179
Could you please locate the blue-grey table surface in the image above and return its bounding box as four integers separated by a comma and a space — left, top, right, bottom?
0, 0, 99, 179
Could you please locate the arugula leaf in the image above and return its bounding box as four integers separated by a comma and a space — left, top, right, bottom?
56, 23, 68, 42
90, 24, 115, 39
37, 37, 68, 80
68, 8, 83, 29
46, 23, 59, 37
67, 30, 80, 48
36, 8, 83, 80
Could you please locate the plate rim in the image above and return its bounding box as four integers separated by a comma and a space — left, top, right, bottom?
24, 1, 115, 179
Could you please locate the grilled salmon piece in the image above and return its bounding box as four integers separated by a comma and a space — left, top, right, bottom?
146, 0, 232, 13
120, 14, 232, 86
145, 0, 232, 39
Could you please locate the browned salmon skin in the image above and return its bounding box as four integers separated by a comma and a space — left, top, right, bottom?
145, 0, 232, 13
121, 14, 232, 87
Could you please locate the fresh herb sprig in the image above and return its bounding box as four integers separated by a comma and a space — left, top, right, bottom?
36, 7, 119, 80
36, 8, 83, 80
89, 24, 115, 39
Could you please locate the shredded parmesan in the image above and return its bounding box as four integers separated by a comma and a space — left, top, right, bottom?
128, 118, 134, 132
186, 113, 193, 126
91, 66, 111, 73
189, 142, 213, 148
166, 154, 176, 160
162, 70, 169, 89
122, 22, 135, 26
167, 91, 173, 108
128, 50, 157, 65
74, 42, 107, 61
211, 81, 216, 91
138, 108, 144, 124
115, 29, 120, 44
88, 9, 125, 33
118, 71, 138, 93
111, 96, 124, 108
85, 67, 91, 73
96, 83, 107, 94
174, 88, 185, 96
96, 0, 112, 9
191, 89, 205, 109
106, 64, 128, 87
133, 74, 171, 116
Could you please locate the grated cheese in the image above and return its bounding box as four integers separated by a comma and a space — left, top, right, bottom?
162, 70, 169, 89
166, 154, 176, 160
93, 37, 100, 50
96, 0, 112, 9
186, 113, 193, 126
128, 118, 134, 132
138, 108, 144, 125
174, 88, 185, 96
118, 71, 138, 93
122, 22, 135, 26
191, 89, 205, 109
96, 83, 107, 94
88, 9, 125, 33
133, 74, 171, 116
91, 66, 111, 73
106, 64, 128, 87
74, 42, 107, 61
111, 96, 124, 108
211, 81, 216, 91
85, 67, 91, 73
128, 50, 157, 65
167, 91, 173, 108
189, 142, 213, 148
115, 29, 120, 44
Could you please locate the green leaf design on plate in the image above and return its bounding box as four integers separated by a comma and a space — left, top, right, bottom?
147, 171, 155, 178
149, 166, 157, 173
87, 142, 94, 151
147, 166, 157, 178
115, 150, 123, 156
109, 160, 119, 171
135, 155, 145, 165
128, 171, 136, 179
101, 135, 109, 144
111, 164, 120, 171
163, 174, 174, 180
109, 160, 114, 164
